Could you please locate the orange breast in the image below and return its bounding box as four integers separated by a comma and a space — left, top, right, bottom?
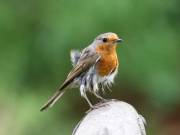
96, 44, 119, 76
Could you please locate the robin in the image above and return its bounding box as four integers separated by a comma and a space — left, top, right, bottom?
40, 32, 123, 111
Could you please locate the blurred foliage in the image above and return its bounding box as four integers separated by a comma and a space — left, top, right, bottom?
0, 0, 180, 134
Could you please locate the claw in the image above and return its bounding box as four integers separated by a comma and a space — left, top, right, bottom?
86, 105, 99, 113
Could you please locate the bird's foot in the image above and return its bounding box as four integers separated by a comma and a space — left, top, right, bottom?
99, 98, 109, 103
86, 105, 100, 113
86, 100, 111, 113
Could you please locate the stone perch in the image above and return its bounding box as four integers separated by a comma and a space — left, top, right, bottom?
73, 100, 146, 135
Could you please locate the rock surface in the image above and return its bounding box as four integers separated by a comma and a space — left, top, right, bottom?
73, 100, 146, 135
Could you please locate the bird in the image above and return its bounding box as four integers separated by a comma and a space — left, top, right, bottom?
40, 32, 123, 111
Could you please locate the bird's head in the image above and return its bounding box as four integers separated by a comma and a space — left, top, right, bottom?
93, 32, 123, 48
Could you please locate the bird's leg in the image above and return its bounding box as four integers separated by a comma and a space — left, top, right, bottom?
80, 77, 94, 109
93, 83, 108, 102
83, 92, 104, 112
93, 92, 108, 103
83, 93, 94, 109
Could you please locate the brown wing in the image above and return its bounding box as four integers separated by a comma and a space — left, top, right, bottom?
40, 48, 100, 111
59, 49, 100, 90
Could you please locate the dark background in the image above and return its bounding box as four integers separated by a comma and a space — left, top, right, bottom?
0, 0, 180, 134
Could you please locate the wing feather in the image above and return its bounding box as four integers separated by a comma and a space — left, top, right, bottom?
40, 48, 100, 111
60, 50, 100, 90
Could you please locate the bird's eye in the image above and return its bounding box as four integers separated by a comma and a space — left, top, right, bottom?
102, 38, 108, 42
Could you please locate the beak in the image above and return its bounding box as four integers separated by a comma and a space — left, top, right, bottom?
116, 38, 123, 43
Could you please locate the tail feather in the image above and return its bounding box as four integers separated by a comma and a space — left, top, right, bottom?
40, 89, 66, 111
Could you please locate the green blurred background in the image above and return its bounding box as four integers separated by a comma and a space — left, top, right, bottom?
0, 0, 180, 134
